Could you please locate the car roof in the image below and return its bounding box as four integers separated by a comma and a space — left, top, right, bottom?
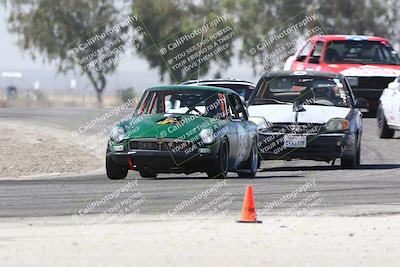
147, 85, 237, 94
310, 35, 389, 42
181, 79, 255, 87
262, 70, 344, 79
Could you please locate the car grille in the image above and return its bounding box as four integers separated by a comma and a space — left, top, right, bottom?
351, 77, 395, 90
270, 123, 323, 134
129, 141, 159, 150
129, 140, 194, 152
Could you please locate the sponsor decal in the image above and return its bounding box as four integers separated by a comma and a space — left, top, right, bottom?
344, 35, 368, 41
156, 117, 182, 125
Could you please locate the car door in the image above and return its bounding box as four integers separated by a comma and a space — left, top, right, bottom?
305, 41, 324, 71
291, 40, 314, 71
226, 93, 252, 168
225, 93, 240, 168
233, 94, 255, 163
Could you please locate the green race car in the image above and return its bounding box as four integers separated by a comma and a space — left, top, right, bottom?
106, 85, 258, 179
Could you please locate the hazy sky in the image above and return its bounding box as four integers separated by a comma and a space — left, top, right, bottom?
0, 7, 256, 93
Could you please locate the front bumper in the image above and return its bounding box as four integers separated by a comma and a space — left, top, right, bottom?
348, 76, 396, 111
257, 133, 355, 161
107, 150, 218, 174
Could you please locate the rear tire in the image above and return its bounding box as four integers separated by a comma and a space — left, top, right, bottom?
207, 140, 228, 179
237, 143, 258, 178
377, 105, 395, 139
106, 157, 128, 180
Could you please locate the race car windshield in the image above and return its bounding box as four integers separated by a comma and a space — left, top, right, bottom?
183, 82, 254, 100
251, 76, 351, 108
325, 40, 400, 65
204, 83, 254, 100
136, 89, 226, 118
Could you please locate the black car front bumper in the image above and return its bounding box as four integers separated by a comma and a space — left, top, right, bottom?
349, 76, 397, 111
352, 88, 383, 110
107, 150, 219, 174
257, 133, 355, 161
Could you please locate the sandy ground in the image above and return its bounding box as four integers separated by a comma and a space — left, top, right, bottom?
0, 215, 399, 267
0, 122, 102, 179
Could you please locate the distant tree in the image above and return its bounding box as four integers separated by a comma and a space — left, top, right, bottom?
317, 0, 396, 38
222, 0, 399, 72
2, 0, 399, 91
2, 0, 130, 105
118, 87, 137, 104
131, 0, 235, 83
131, 0, 399, 78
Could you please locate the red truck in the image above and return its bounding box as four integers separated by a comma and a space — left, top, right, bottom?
286, 35, 400, 113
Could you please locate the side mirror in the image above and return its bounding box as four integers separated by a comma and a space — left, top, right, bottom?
388, 81, 398, 90
308, 56, 320, 64
235, 104, 244, 114
354, 98, 369, 109
296, 55, 307, 62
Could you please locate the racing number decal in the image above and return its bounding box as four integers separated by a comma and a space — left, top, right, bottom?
236, 124, 248, 166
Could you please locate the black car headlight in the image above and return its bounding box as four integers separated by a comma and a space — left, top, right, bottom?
325, 119, 349, 132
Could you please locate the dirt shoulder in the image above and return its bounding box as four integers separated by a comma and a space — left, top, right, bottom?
0, 107, 131, 180
0, 121, 103, 179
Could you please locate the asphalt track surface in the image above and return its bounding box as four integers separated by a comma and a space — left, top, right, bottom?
0, 108, 399, 218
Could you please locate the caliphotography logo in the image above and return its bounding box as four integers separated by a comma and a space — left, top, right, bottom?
247, 9, 326, 71
72, 180, 146, 247
159, 179, 235, 247
157, 14, 237, 83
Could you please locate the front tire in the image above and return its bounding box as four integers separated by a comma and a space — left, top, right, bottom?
341, 136, 361, 169
106, 156, 128, 180
377, 105, 394, 139
207, 140, 228, 178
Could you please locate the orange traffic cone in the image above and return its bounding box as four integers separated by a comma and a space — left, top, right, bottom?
238, 185, 262, 223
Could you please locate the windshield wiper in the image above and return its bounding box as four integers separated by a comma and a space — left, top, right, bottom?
252, 98, 292, 105
308, 103, 334, 106
366, 61, 399, 65
341, 59, 398, 65
341, 58, 367, 64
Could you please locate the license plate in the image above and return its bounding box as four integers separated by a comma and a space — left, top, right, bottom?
283, 135, 307, 148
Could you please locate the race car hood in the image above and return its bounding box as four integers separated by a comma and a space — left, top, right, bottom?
248, 104, 351, 124
325, 64, 400, 77
116, 114, 223, 140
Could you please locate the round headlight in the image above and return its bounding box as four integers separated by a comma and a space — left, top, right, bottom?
199, 128, 215, 144
326, 119, 349, 132
110, 127, 125, 143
